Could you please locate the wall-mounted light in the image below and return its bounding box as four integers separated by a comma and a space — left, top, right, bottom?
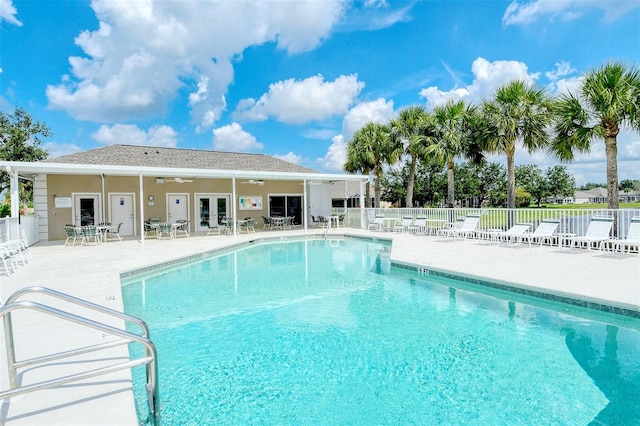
156, 178, 164, 184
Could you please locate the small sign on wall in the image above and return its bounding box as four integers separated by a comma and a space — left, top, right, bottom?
54, 197, 72, 208
239, 196, 263, 210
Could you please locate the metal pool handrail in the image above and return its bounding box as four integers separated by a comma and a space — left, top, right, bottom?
0, 287, 159, 425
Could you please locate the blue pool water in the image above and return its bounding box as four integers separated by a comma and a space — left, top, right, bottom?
122, 238, 640, 425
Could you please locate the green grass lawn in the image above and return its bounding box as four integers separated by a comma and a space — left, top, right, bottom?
537, 203, 640, 209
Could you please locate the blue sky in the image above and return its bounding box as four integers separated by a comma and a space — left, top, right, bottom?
1, 0, 639, 186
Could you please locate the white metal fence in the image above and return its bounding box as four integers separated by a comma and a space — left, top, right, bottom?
338, 207, 640, 239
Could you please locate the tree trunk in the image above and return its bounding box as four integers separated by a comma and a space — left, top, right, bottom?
405, 153, 416, 207
447, 157, 455, 208
365, 180, 371, 208
374, 166, 381, 208
605, 136, 619, 211
605, 135, 619, 237
506, 143, 516, 209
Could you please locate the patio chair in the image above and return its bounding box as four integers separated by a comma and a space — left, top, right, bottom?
262, 216, 273, 230
283, 216, 294, 230
438, 214, 481, 240
144, 221, 157, 238
80, 225, 100, 246
157, 222, 175, 240
64, 225, 80, 246
207, 218, 223, 235
520, 219, 560, 247
611, 216, 640, 254
566, 216, 613, 252
174, 220, 190, 238
496, 223, 532, 246
105, 223, 123, 241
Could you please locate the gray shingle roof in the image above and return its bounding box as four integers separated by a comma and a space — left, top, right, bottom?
44, 144, 319, 174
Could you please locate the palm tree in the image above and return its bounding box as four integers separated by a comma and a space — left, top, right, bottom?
389, 106, 432, 207
478, 80, 552, 209
344, 122, 396, 208
428, 100, 482, 207
551, 61, 640, 211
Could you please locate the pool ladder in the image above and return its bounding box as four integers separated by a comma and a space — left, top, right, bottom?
0, 286, 159, 425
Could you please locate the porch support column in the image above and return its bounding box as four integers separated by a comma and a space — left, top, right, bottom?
139, 174, 145, 244
231, 177, 237, 236
303, 178, 307, 232
8, 167, 19, 217
360, 180, 365, 229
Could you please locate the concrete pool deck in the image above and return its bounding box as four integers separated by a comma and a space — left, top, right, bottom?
1, 228, 639, 425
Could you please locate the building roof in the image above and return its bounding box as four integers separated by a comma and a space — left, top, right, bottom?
44, 144, 318, 174
1, 144, 367, 183
575, 187, 608, 199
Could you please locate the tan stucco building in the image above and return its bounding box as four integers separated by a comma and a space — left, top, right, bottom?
1, 145, 368, 241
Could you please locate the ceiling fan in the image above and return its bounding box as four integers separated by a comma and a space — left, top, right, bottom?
167, 177, 194, 183
240, 179, 265, 186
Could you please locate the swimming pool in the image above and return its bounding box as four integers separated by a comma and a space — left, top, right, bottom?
121, 238, 640, 425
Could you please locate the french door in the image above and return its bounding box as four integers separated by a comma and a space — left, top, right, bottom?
195, 194, 230, 232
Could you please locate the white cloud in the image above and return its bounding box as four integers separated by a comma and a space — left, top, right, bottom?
46, 0, 346, 129
317, 98, 395, 171
233, 74, 364, 124
0, 0, 22, 26
274, 152, 302, 164
502, 0, 640, 26
318, 134, 348, 172
545, 61, 576, 81
211, 122, 263, 152
419, 57, 539, 107
92, 124, 178, 147
340, 97, 395, 141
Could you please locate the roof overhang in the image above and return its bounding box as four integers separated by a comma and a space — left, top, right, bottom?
0, 161, 368, 183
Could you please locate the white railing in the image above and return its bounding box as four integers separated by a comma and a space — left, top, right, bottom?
338, 207, 640, 238
0, 215, 40, 246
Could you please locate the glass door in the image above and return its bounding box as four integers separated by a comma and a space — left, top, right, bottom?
196, 194, 229, 232
73, 193, 101, 226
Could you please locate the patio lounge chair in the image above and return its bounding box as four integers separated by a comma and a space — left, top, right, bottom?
611, 216, 640, 253
438, 214, 481, 240
394, 215, 413, 233
497, 223, 532, 246
408, 216, 427, 234
566, 216, 613, 252
368, 214, 385, 231
520, 219, 560, 247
